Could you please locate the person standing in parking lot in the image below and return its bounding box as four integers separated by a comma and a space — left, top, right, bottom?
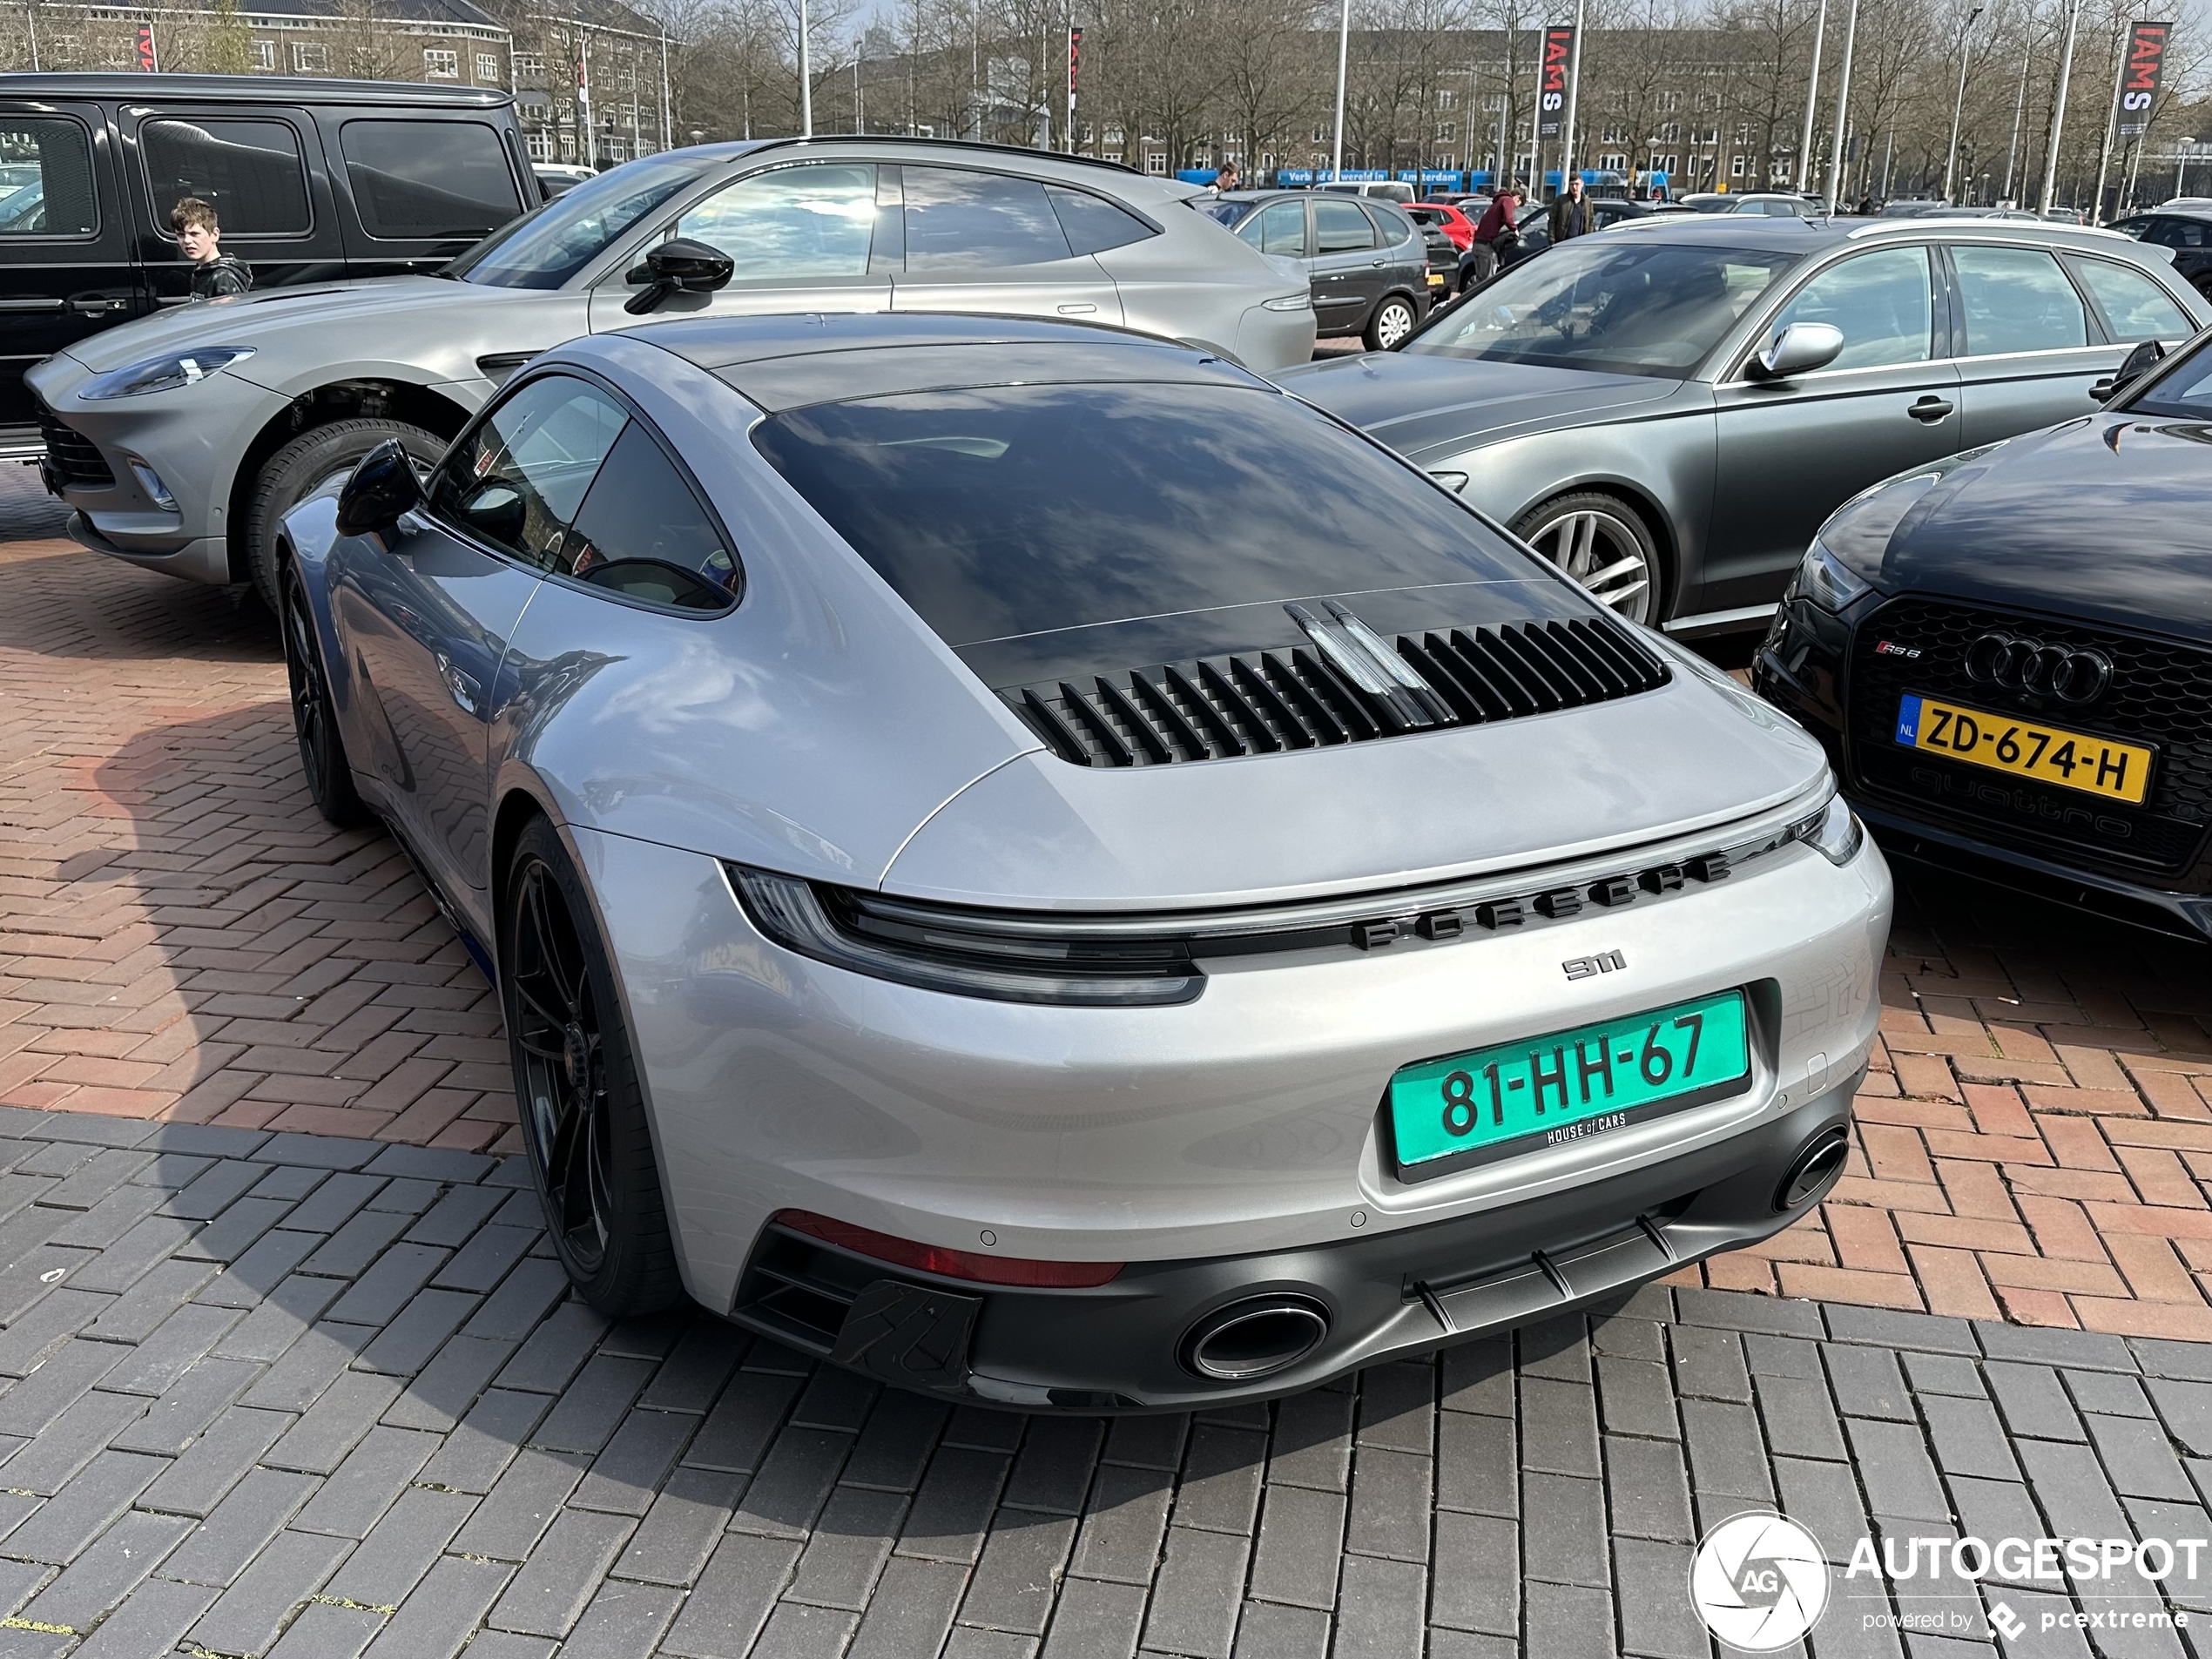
1549, 173, 1591, 244
172, 198, 251, 300
1212, 160, 1242, 192
1462, 181, 1523, 289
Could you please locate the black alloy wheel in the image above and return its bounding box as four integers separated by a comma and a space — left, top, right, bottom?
282, 564, 367, 828
502, 817, 681, 1315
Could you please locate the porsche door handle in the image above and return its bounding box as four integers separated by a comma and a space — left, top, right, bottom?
1907, 395, 1954, 422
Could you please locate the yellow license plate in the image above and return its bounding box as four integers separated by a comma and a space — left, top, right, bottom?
1894, 693, 2154, 805
1427, 272, 1446, 286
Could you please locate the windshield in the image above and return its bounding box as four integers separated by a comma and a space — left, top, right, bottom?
448, 154, 710, 289
2121, 338, 2212, 419
1404, 239, 1799, 378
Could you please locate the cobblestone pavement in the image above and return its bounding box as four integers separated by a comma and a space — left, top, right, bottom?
0, 1104, 2201, 1659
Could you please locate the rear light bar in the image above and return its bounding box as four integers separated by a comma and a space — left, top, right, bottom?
772, 1210, 1122, 1289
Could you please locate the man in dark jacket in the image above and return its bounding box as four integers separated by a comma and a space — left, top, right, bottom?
1548, 173, 1591, 244
172, 198, 251, 300
1458, 182, 1523, 290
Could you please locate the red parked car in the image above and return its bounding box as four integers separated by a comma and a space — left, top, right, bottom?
1405, 201, 1474, 251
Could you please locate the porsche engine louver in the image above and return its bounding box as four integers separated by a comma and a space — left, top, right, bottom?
1008, 612, 1672, 768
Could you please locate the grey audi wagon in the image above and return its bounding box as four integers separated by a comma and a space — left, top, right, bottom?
1280, 218, 2207, 637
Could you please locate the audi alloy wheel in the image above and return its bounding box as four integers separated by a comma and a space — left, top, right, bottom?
1513, 492, 1662, 625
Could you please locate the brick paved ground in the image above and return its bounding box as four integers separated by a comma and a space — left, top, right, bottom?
0, 1104, 2199, 1659
4, 469, 2212, 1338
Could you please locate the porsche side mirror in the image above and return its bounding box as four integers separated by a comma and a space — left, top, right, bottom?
334, 439, 425, 537
624, 237, 736, 315
1748, 320, 1844, 381
2094, 337, 2166, 401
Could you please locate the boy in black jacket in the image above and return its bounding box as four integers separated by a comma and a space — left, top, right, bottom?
172, 198, 251, 299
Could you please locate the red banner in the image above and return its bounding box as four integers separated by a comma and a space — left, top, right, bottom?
1068, 27, 1082, 98
2117, 21, 2172, 138
135, 21, 155, 71
1538, 26, 1575, 140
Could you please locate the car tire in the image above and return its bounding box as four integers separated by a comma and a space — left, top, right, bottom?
502, 816, 685, 1318
1511, 491, 1665, 625
1365, 294, 1420, 351
244, 419, 443, 613
281, 562, 368, 830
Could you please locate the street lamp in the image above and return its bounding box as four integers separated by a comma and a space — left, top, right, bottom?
2039, 0, 2082, 214
1942, 6, 1983, 205
1330, 0, 1350, 184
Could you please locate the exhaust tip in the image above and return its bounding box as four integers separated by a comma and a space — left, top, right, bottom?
1181, 1297, 1330, 1382
1777, 1127, 1851, 1212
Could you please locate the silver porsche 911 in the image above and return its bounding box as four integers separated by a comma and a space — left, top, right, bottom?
280, 312, 1890, 1411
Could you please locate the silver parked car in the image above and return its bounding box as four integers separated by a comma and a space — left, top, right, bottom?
1278, 217, 2206, 637
278, 313, 1888, 1409
29, 137, 1316, 610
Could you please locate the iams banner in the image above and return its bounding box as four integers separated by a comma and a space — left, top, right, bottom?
1538, 25, 1575, 140
2117, 20, 2172, 138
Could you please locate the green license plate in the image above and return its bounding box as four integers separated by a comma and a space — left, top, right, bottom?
1387, 990, 1752, 1181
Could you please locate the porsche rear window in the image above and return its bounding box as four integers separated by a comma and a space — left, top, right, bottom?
750, 381, 1535, 648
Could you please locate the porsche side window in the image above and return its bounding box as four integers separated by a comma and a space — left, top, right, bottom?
671, 163, 877, 280
1765, 247, 1933, 370
560, 423, 740, 610
428, 375, 626, 570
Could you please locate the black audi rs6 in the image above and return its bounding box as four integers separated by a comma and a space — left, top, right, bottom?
1755, 337, 2212, 941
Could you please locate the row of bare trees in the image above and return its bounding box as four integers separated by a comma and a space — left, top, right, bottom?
637, 0, 2203, 211
0, 0, 2193, 210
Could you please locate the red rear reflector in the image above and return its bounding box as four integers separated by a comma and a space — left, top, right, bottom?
772, 1210, 1122, 1288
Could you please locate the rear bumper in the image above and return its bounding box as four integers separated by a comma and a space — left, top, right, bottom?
729, 1082, 1857, 1411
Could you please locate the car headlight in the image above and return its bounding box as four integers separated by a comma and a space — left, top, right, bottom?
725, 864, 1204, 1007
1262, 292, 1313, 312
80, 347, 255, 401
1783, 540, 1871, 614
1796, 791, 1865, 866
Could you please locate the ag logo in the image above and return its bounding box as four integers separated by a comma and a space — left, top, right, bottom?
1688, 1512, 1830, 1650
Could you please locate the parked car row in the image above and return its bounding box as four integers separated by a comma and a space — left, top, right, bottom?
26, 119, 1317, 610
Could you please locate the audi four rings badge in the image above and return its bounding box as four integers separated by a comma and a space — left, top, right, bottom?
1962, 632, 2114, 705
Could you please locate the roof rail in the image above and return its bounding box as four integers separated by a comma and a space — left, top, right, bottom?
740, 133, 1141, 178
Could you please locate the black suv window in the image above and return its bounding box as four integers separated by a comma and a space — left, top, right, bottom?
340, 119, 522, 239
429, 374, 626, 569
563, 425, 739, 610
143, 118, 309, 236
0, 118, 97, 236
902, 167, 1073, 269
